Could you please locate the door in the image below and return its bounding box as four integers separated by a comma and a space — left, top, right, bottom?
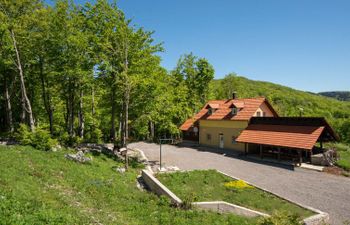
219, 134, 224, 149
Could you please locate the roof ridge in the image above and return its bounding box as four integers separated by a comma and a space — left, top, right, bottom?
208, 97, 266, 102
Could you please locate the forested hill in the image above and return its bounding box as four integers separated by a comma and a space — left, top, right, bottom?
318, 91, 350, 101
209, 74, 350, 143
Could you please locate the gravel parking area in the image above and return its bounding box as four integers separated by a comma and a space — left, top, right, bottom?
130, 141, 350, 225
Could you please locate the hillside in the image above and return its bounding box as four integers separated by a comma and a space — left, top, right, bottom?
0, 145, 255, 225
318, 91, 350, 101
209, 75, 350, 143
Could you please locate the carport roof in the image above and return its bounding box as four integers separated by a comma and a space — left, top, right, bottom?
236, 117, 339, 150
236, 124, 325, 150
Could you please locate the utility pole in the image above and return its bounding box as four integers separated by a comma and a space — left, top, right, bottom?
158, 138, 174, 171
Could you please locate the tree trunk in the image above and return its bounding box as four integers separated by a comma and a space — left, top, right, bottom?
67, 79, 75, 137
118, 110, 123, 142
20, 90, 26, 123
110, 73, 116, 142
39, 58, 54, 135
124, 90, 129, 147
122, 39, 129, 147
78, 88, 84, 138
91, 86, 95, 125
10, 29, 35, 131
4, 75, 14, 133
149, 120, 154, 141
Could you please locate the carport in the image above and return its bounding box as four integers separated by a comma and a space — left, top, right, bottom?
236, 117, 339, 164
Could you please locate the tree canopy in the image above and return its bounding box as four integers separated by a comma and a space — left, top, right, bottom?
0, 0, 348, 146
0, 0, 212, 146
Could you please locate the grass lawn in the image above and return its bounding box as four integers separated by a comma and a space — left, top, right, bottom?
0, 145, 257, 225
336, 150, 350, 171
157, 170, 314, 219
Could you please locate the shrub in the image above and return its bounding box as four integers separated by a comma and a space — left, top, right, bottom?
89, 127, 103, 144
258, 211, 301, 225
59, 132, 82, 147
31, 129, 58, 151
15, 124, 58, 151
15, 124, 32, 145
180, 193, 197, 210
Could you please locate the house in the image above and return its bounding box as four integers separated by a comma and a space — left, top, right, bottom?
180, 94, 278, 150
180, 94, 338, 163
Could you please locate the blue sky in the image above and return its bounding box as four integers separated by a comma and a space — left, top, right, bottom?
50, 0, 350, 92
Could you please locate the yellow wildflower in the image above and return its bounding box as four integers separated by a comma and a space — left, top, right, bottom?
224, 180, 253, 189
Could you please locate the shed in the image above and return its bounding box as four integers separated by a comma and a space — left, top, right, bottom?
236, 117, 339, 163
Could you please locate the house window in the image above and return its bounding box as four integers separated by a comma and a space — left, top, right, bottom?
208, 108, 213, 115
207, 133, 211, 141
231, 107, 237, 115
257, 111, 261, 117
263, 111, 266, 117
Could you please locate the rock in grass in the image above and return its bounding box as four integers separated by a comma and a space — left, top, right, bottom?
115, 167, 126, 173
65, 150, 91, 163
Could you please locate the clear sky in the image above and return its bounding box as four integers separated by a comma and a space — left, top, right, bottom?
50, 0, 350, 92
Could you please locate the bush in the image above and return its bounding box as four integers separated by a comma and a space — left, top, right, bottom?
258, 211, 301, 225
31, 129, 58, 151
89, 127, 103, 144
59, 132, 82, 147
15, 124, 58, 151
180, 193, 197, 210
15, 124, 32, 145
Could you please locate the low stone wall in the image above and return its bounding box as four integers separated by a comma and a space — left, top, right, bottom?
311, 154, 328, 166
141, 169, 182, 205
193, 201, 269, 218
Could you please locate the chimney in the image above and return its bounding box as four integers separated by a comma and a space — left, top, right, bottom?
232, 92, 237, 99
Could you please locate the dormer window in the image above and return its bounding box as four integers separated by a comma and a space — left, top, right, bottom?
206, 103, 219, 115
257, 111, 261, 117
231, 107, 238, 115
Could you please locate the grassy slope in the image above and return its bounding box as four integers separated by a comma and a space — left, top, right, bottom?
209, 76, 350, 125
337, 151, 350, 171
157, 170, 314, 219
0, 145, 256, 225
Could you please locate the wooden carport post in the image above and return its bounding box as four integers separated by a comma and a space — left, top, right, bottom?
260, 145, 263, 159
297, 149, 302, 165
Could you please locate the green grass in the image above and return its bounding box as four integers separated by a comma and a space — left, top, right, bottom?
336, 150, 350, 171
0, 145, 257, 225
157, 170, 314, 219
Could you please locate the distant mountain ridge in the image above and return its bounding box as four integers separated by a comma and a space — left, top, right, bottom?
318, 91, 350, 101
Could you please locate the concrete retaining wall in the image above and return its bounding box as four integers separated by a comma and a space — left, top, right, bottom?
141, 169, 270, 218
193, 201, 269, 218
141, 169, 182, 205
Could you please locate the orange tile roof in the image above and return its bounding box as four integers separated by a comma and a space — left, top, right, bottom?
236, 124, 325, 150
180, 97, 277, 131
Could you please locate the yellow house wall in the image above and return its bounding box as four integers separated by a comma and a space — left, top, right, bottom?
254, 102, 275, 117
199, 120, 248, 151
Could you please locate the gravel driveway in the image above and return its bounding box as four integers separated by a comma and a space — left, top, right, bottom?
130, 141, 350, 225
